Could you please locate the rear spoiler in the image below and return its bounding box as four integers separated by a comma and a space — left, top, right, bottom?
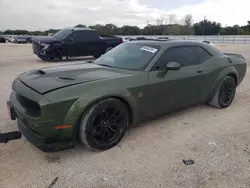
223, 53, 245, 60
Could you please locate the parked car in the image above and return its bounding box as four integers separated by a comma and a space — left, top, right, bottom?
201, 40, 215, 46
0, 36, 6, 43
155, 36, 169, 40
27, 36, 33, 43
8, 35, 16, 43
122, 37, 132, 42
13, 36, 28, 44
136, 36, 148, 40
32, 27, 123, 61
8, 40, 246, 152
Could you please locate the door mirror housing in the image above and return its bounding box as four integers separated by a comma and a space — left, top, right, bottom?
165, 62, 181, 71
66, 37, 74, 43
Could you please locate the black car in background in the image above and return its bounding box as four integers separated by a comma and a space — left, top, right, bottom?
0, 36, 6, 43
32, 27, 123, 61
13, 36, 28, 43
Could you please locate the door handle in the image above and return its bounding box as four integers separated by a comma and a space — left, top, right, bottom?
196, 69, 203, 73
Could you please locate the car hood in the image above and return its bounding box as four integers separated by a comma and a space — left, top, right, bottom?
18, 62, 131, 94
32, 36, 61, 43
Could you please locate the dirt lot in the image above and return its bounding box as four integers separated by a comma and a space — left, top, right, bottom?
0, 43, 250, 188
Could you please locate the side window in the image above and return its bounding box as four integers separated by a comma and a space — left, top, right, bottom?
195, 46, 212, 63
70, 31, 99, 42
70, 32, 83, 41
155, 46, 212, 70
88, 31, 100, 41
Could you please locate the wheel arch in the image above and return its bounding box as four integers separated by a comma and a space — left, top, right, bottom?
208, 66, 239, 101
51, 43, 64, 56
227, 72, 238, 85
80, 95, 134, 125
70, 94, 136, 141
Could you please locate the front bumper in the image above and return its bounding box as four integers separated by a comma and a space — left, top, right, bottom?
32, 42, 53, 60
8, 100, 76, 152
17, 119, 75, 152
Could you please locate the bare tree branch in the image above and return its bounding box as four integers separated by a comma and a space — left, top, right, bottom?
168, 14, 178, 25
184, 14, 193, 27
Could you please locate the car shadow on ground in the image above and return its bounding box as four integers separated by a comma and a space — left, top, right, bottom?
41, 104, 212, 162
35, 56, 95, 64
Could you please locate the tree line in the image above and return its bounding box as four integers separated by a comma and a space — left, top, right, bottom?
1, 14, 250, 36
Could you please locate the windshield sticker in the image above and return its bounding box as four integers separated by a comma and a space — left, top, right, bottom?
140, 46, 158, 53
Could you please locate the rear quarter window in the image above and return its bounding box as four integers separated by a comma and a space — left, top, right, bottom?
195, 46, 212, 63
71, 31, 100, 42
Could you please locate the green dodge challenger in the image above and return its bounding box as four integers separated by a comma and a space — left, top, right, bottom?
7, 40, 247, 152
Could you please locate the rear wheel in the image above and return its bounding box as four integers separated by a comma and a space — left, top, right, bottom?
208, 76, 236, 108
79, 98, 129, 151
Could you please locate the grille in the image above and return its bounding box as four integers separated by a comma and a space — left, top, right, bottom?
32, 40, 41, 54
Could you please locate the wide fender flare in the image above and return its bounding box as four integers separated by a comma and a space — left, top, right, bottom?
209, 66, 239, 100
63, 89, 138, 128
51, 43, 64, 56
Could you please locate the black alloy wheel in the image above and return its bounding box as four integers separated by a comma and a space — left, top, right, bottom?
79, 98, 129, 150
218, 77, 236, 107
91, 107, 126, 147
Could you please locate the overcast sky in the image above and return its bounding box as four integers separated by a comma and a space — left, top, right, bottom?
0, 0, 249, 30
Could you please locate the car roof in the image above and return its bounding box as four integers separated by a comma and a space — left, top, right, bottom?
128, 39, 222, 56
128, 39, 208, 47
63, 27, 96, 31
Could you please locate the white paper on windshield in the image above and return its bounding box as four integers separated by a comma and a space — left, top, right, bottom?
140, 46, 158, 53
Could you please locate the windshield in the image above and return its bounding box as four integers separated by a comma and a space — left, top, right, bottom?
53, 29, 72, 39
93, 43, 160, 70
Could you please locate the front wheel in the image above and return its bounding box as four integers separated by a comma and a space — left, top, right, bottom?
79, 98, 129, 151
52, 50, 63, 62
208, 76, 236, 108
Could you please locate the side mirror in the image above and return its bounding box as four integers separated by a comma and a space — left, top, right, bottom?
66, 37, 74, 43
165, 62, 181, 71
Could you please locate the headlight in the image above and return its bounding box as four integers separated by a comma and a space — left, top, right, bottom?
41, 43, 50, 49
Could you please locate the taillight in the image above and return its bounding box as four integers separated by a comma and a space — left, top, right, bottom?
120, 39, 123, 43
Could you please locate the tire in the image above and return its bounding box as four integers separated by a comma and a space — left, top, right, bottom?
79, 98, 129, 151
208, 76, 236, 109
52, 50, 62, 62
38, 56, 47, 61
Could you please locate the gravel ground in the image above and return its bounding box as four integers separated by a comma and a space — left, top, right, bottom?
0, 43, 250, 188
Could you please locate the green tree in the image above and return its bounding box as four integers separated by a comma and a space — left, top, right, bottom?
220, 25, 249, 35
44, 29, 60, 35
3, 19, 250, 36
193, 19, 221, 35
74, 24, 87, 28
119, 25, 141, 35
89, 24, 105, 33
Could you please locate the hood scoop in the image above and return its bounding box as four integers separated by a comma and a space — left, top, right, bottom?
57, 76, 75, 81
38, 70, 46, 75
18, 63, 130, 94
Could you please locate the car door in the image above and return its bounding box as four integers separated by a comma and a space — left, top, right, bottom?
65, 31, 90, 57
65, 31, 81, 57
146, 45, 212, 117
87, 31, 106, 55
